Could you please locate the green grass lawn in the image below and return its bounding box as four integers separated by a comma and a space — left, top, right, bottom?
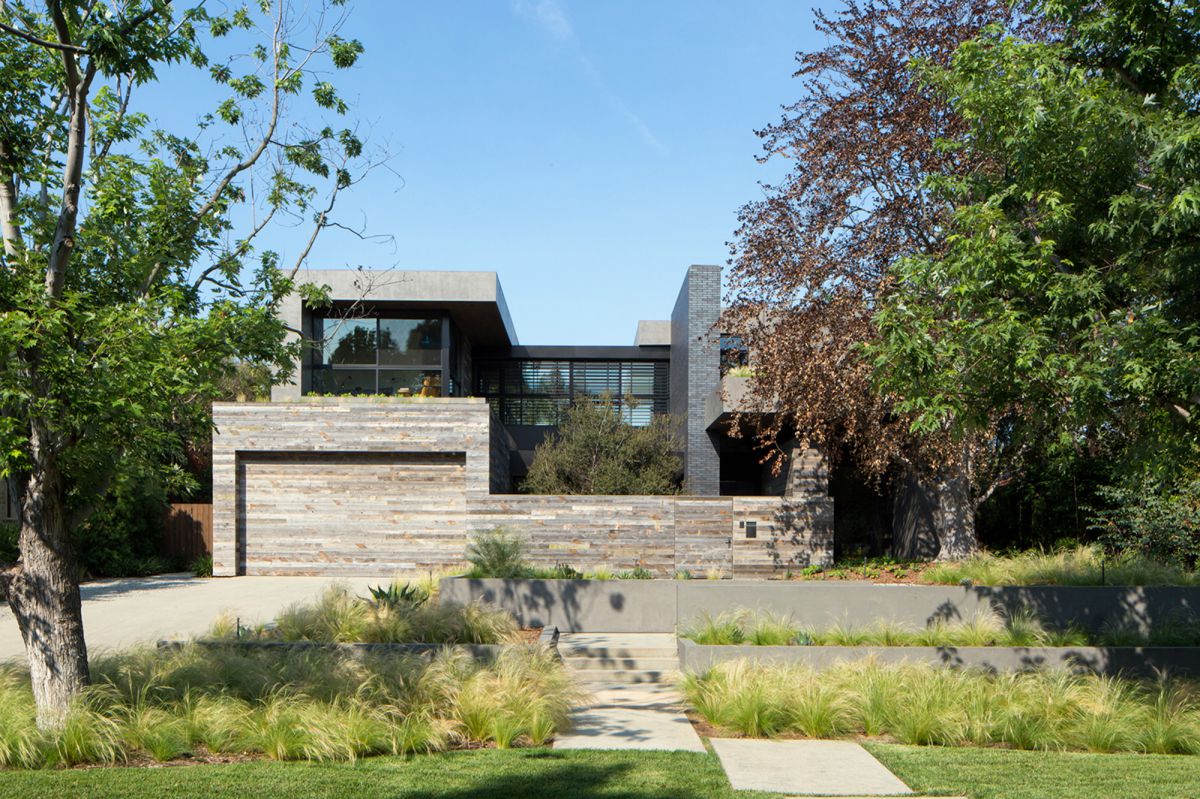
0, 749, 768, 799
1, 745, 1197, 799
870, 744, 1200, 799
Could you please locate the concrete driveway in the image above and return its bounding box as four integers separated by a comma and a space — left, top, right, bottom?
0, 574, 391, 662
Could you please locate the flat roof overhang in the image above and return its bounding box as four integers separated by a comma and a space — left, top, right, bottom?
298, 268, 519, 348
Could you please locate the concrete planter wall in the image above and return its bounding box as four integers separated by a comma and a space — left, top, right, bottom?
441, 578, 678, 633
443, 578, 1200, 635
676, 637, 1200, 678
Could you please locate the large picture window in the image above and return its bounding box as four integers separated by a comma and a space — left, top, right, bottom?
476, 359, 669, 426
312, 315, 444, 396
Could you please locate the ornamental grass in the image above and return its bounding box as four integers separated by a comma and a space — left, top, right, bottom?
682, 658, 1200, 754
679, 609, 1200, 648
919, 545, 1200, 587
217, 584, 520, 645
0, 643, 583, 768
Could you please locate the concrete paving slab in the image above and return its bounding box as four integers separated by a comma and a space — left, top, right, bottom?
0, 574, 388, 661
554, 683, 707, 753
710, 738, 914, 796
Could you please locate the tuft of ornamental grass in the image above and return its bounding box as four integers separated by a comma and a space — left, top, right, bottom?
679, 611, 806, 646
919, 545, 1200, 587
225, 585, 519, 646
0, 635, 582, 769
677, 607, 1200, 648
464, 529, 529, 578
681, 657, 1200, 755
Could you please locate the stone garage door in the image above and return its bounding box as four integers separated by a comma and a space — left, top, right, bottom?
236, 451, 468, 575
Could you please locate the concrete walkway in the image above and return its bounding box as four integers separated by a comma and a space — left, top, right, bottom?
0, 574, 386, 661
554, 633, 705, 753
711, 738, 935, 797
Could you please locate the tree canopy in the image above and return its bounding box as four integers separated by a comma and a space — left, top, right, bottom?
521, 396, 682, 496
0, 0, 380, 726
871, 0, 1200, 527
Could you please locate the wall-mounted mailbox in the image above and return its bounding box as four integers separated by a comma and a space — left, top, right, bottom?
744, 521, 757, 539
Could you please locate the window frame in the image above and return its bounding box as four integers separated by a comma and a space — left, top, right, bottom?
310, 312, 451, 396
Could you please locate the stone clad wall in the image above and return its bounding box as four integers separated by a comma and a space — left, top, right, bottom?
212, 398, 492, 577
212, 399, 833, 577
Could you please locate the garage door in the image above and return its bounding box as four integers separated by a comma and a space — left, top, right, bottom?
236, 451, 468, 575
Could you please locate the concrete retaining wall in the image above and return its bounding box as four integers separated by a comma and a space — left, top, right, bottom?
440, 578, 679, 633
444, 578, 1200, 635
675, 582, 1200, 635
676, 638, 1200, 677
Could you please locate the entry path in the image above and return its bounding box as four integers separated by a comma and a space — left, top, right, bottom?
553, 633, 705, 753
0, 574, 386, 661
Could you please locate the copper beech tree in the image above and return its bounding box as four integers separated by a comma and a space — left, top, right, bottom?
723, 0, 1039, 559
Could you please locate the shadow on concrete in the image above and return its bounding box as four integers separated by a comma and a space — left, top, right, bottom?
80, 574, 198, 602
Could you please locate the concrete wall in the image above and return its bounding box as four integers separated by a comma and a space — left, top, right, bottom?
214, 399, 834, 577
443, 578, 1200, 635
675, 582, 1200, 635
670, 265, 722, 495
676, 638, 1200, 678
441, 578, 679, 632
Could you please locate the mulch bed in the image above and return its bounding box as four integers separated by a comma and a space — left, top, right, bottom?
515, 627, 544, 644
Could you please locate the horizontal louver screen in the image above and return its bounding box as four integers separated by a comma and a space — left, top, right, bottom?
476, 360, 669, 426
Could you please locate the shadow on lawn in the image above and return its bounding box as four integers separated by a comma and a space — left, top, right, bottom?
357, 750, 712, 799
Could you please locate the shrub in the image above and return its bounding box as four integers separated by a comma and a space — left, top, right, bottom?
190, 554, 213, 578
237, 585, 519, 645
71, 473, 172, 578
0, 521, 17, 564
682, 659, 1200, 754
1092, 475, 1200, 570
464, 529, 529, 578
521, 394, 681, 495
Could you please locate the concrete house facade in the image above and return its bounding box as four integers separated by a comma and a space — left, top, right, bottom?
212, 265, 833, 577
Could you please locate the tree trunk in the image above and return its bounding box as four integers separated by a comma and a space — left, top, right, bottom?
931, 459, 978, 561
3, 429, 89, 729
892, 462, 979, 561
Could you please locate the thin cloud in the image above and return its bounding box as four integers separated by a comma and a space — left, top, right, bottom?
511, 0, 574, 41
511, 0, 666, 153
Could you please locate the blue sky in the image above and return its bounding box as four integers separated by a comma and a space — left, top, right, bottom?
153, 1, 822, 344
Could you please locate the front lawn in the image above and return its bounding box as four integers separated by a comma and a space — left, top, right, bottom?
1, 746, 1198, 799
0, 749, 766, 799
870, 744, 1200, 799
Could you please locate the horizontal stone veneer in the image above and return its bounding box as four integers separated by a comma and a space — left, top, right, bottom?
676, 637, 1200, 678
212, 399, 834, 578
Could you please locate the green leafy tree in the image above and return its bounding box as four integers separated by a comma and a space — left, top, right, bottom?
522, 396, 682, 495
0, 0, 381, 727
870, 0, 1200, 551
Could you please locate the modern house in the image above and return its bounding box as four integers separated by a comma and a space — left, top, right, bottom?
212, 265, 833, 577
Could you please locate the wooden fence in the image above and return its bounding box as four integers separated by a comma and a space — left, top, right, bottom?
162, 503, 213, 561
